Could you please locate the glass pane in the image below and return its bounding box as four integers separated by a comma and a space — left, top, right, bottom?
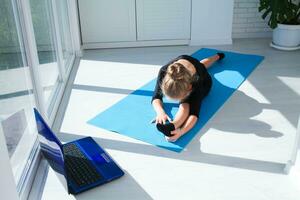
55, 0, 75, 71
0, 0, 37, 184
30, 0, 61, 113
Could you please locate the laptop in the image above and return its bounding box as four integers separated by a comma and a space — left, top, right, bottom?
34, 108, 124, 194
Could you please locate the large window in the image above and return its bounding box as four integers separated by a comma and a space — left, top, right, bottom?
29, 0, 75, 116
0, 0, 37, 186
0, 0, 76, 197
55, 0, 75, 72
30, 0, 62, 114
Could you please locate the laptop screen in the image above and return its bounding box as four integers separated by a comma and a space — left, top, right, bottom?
34, 108, 66, 175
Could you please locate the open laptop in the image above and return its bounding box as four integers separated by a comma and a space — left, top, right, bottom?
34, 108, 124, 194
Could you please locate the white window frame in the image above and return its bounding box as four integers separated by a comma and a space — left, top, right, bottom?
4, 0, 80, 199
46, 0, 77, 122
0, 125, 19, 200
13, 1, 49, 199
17, 0, 76, 125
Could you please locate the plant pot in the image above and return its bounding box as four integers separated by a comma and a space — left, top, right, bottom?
272, 24, 300, 49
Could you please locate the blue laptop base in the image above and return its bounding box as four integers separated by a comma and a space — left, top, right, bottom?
88, 48, 264, 152
66, 137, 125, 194
34, 108, 124, 195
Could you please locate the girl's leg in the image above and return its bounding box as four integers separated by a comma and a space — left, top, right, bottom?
200, 54, 220, 69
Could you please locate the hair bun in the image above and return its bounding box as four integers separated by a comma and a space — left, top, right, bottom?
167, 63, 187, 81
162, 62, 193, 99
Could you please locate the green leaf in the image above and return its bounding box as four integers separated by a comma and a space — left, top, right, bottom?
258, 6, 265, 12
258, 0, 300, 28
262, 8, 271, 19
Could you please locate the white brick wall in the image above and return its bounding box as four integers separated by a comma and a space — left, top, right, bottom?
232, 0, 272, 38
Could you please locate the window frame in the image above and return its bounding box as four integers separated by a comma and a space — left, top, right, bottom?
0, 125, 19, 200
3, 0, 80, 199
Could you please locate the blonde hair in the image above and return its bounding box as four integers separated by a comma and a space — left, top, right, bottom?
161, 62, 192, 99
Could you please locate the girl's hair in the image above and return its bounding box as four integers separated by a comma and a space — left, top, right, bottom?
161, 62, 192, 99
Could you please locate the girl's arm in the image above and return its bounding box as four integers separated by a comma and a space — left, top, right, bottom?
167, 115, 197, 142
152, 99, 170, 124
152, 99, 165, 115
178, 115, 198, 135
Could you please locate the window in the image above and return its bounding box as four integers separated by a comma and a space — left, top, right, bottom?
0, 0, 76, 197
0, 0, 37, 185
30, 0, 62, 116
55, 0, 75, 73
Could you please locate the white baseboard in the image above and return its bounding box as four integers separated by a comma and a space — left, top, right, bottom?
189, 38, 233, 46
233, 32, 272, 39
82, 40, 190, 49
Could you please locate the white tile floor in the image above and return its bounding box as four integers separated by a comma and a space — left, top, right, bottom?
35, 38, 300, 200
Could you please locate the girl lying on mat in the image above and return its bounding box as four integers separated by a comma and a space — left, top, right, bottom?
151, 52, 225, 142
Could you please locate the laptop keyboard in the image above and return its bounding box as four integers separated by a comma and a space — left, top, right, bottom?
63, 143, 103, 187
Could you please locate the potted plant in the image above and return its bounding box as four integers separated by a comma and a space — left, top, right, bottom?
259, 0, 300, 50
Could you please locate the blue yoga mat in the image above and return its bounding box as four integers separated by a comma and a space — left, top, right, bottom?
88, 48, 264, 152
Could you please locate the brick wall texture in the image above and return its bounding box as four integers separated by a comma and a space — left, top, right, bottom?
232, 0, 272, 38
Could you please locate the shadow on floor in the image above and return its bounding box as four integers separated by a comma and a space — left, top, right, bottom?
59, 131, 287, 175
79, 44, 300, 129
74, 170, 153, 200
37, 165, 152, 200
55, 44, 300, 176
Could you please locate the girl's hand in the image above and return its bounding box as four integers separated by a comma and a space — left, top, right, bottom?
166, 128, 183, 142
156, 112, 171, 124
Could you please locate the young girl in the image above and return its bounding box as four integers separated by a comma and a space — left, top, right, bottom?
151, 52, 225, 142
